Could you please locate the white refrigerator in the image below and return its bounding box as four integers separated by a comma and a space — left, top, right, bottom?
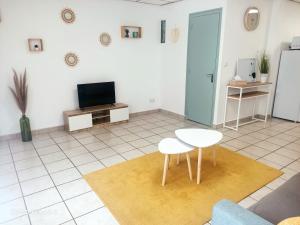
273, 50, 300, 122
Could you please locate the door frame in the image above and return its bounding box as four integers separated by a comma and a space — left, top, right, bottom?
185, 8, 222, 126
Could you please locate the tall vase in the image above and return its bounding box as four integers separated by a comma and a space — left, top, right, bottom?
20, 115, 32, 142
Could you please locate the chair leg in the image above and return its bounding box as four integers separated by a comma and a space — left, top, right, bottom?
213, 148, 217, 167
186, 153, 192, 180
177, 154, 180, 165
168, 155, 171, 169
162, 154, 169, 186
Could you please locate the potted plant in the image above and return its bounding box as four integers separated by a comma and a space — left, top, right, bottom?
258, 52, 270, 83
9, 69, 32, 142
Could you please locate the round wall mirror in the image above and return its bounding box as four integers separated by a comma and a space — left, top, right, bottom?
65, 53, 78, 67
244, 7, 260, 31
61, 8, 75, 23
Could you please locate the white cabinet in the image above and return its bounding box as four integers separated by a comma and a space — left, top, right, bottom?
68, 114, 93, 132
64, 103, 129, 132
273, 50, 300, 122
110, 108, 129, 123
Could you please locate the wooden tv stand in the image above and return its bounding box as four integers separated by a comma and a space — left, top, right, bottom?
63, 103, 129, 132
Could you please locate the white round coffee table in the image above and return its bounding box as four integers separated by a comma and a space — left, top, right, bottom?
175, 129, 223, 184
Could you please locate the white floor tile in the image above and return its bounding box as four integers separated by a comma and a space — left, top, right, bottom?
121, 150, 144, 160
45, 159, 74, 173
92, 148, 117, 160
63, 146, 89, 158
78, 136, 101, 145
12, 150, 38, 162
1, 215, 30, 225
75, 207, 119, 225
59, 141, 81, 151
51, 168, 81, 185
0, 198, 27, 223
120, 134, 140, 142
41, 151, 67, 164
85, 142, 108, 152
14, 157, 42, 171
37, 145, 61, 156
57, 179, 91, 200
70, 153, 97, 166
128, 139, 151, 148
0, 172, 18, 188
61, 220, 77, 225
263, 153, 294, 166
25, 187, 62, 212
266, 177, 286, 190
29, 202, 72, 225
0, 184, 22, 204
77, 161, 104, 175
17, 166, 48, 182
250, 187, 272, 201
139, 145, 157, 154
0, 154, 13, 165
238, 197, 257, 208
112, 143, 135, 153
20, 175, 54, 196
65, 191, 104, 218
100, 155, 125, 167
0, 163, 15, 176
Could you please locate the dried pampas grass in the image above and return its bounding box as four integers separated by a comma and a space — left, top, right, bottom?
9, 69, 28, 115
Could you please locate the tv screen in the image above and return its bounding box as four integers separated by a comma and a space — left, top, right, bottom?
77, 82, 116, 109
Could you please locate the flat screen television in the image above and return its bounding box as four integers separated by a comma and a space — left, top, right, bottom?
77, 82, 115, 109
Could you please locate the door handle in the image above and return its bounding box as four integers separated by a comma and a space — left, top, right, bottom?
207, 73, 214, 83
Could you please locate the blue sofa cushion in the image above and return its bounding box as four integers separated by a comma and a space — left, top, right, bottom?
212, 200, 273, 225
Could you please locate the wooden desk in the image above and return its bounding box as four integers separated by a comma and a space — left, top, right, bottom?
223, 82, 272, 131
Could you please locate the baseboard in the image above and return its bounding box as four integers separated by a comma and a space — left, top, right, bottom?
0, 109, 161, 142
214, 114, 272, 129
159, 109, 185, 120
0, 125, 64, 142
130, 109, 160, 118
0, 110, 272, 142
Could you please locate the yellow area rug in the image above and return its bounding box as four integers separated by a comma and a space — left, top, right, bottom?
85, 146, 282, 225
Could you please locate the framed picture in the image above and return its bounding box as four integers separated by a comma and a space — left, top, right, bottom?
28, 39, 43, 52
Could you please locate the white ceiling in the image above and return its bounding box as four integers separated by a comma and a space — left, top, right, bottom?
120, 0, 184, 6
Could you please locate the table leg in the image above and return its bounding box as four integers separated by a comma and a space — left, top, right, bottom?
162, 154, 169, 186
177, 154, 180, 165
186, 153, 192, 180
197, 148, 203, 184
213, 148, 217, 167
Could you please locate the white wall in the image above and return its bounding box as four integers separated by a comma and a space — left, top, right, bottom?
0, 0, 164, 136
215, 0, 274, 125
265, 0, 300, 114
160, 0, 274, 126
160, 0, 227, 118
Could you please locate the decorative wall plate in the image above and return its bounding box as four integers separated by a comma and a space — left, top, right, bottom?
65, 53, 78, 67
61, 8, 75, 24
244, 7, 260, 31
99, 33, 111, 47
28, 39, 43, 52
170, 28, 180, 43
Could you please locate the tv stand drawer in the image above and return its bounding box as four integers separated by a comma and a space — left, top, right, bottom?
68, 114, 93, 131
110, 108, 129, 123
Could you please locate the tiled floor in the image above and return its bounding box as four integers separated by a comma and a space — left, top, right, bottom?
0, 112, 300, 225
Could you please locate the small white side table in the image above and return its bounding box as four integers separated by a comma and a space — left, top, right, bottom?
223, 82, 272, 131
158, 138, 194, 186
175, 129, 223, 184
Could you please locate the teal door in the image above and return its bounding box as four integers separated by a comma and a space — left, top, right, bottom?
185, 9, 222, 126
